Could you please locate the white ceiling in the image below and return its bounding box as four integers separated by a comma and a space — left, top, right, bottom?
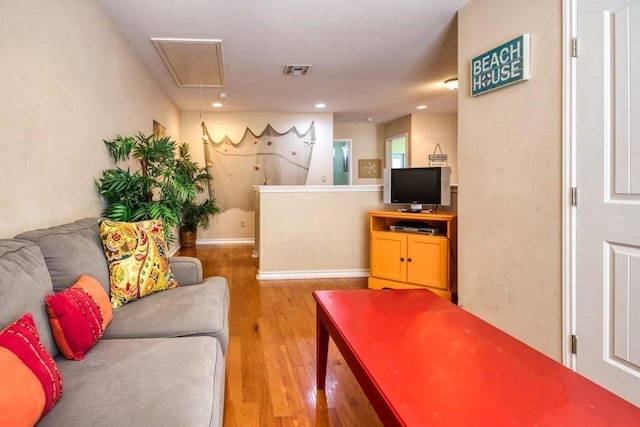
96, 0, 467, 124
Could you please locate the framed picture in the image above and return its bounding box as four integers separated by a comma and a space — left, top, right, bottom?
153, 120, 166, 138
358, 159, 382, 178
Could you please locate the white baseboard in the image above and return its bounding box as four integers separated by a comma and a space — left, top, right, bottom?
196, 238, 255, 246
170, 238, 254, 255
256, 269, 370, 281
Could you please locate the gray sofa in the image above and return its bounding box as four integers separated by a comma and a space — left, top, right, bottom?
1, 218, 229, 426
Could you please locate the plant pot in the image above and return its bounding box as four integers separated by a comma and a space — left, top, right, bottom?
180, 229, 197, 247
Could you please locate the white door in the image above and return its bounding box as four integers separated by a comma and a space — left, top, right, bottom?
576, 0, 640, 405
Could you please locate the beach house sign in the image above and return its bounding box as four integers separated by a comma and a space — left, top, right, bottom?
471, 34, 530, 96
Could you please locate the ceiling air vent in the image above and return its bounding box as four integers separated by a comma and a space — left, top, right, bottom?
151, 38, 225, 87
283, 64, 313, 76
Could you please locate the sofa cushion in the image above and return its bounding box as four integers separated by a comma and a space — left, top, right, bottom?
45, 275, 112, 360
15, 219, 111, 294
0, 313, 63, 425
99, 219, 178, 308
0, 240, 58, 357
38, 337, 225, 427
102, 276, 230, 353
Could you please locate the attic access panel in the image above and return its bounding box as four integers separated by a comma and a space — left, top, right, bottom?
151, 38, 225, 87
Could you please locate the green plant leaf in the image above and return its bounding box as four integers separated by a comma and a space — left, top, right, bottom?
102, 202, 132, 222
104, 135, 136, 163
95, 131, 218, 245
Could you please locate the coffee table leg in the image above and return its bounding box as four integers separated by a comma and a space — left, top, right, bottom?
317, 312, 329, 389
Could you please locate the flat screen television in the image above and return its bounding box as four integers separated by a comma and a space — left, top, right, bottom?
383, 167, 451, 212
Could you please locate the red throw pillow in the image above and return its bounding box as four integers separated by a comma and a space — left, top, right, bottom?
45, 275, 113, 360
72, 275, 113, 330
0, 313, 63, 425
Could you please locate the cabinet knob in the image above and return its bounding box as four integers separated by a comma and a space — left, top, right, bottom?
407, 258, 412, 262
400, 257, 405, 262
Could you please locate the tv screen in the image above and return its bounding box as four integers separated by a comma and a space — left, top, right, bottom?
383, 167, 451, 210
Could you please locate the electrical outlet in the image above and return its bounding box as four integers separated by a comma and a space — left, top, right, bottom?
240, 220, 246, 228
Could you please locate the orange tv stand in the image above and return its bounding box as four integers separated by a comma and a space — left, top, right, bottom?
367, 210, 456, 301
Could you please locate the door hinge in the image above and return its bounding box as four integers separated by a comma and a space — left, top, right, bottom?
570, 187, 578, 206
571, 37, 578, 57
571, 334, 578, 354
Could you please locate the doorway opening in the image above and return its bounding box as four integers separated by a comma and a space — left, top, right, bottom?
385, 133, 408, 168
333, 140, 351, 185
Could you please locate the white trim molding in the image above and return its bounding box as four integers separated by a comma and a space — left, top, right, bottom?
257, 269, 370, 281
195, 238, 255, 246
562, 0, 578, 370
255, 184, 382, 193
255, 184, 457, 193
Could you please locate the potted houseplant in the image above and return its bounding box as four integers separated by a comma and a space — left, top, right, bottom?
173, 142, 220, 246
94, 132, 218, 244
179, 199, 220, 247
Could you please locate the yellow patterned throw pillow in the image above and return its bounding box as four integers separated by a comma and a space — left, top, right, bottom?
99, 219, 178, 308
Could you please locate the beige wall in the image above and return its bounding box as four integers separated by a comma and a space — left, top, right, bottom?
385, 114, 412, 139
384, 113, 458, 181
256, 186, 385, 277
333, 122, 386, 185
0, 0, 180, 238
411, 113, 458, 184
457, 0, 563, 359
180, 111, 333, 242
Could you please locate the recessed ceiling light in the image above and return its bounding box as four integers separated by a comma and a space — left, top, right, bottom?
212, 102, 223, 108
416, 105, 428, 110
314, 103, 326, 109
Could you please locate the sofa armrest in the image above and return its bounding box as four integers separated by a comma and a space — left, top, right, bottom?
169, 256, 203, 286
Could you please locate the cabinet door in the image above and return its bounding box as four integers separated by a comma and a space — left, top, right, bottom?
406, 235, 448, 290
370, 231, 407, 282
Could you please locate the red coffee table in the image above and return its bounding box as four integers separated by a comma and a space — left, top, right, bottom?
314, 289, 639, 426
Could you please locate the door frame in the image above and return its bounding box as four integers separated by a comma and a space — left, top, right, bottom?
562, 0, 578, 369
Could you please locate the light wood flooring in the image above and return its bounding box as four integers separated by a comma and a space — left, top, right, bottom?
176, 244, 383, 427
